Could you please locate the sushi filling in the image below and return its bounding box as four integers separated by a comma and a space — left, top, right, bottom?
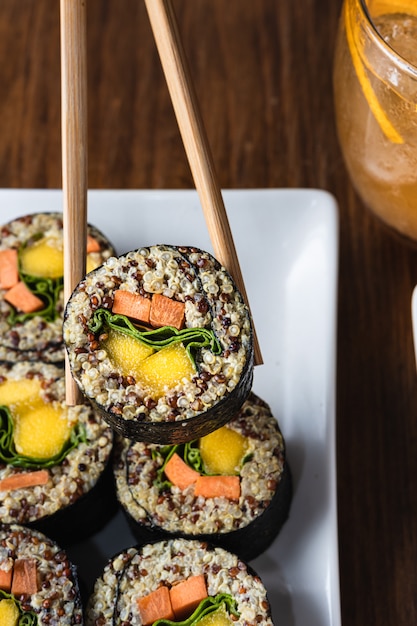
89, 306, 222, 380
0, 403, 85, 469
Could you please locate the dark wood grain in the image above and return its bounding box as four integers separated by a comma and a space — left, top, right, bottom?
2, 1, 417, 624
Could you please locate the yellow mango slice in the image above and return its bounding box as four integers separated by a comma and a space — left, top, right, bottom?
20, 238, 64, 279
0, 378, 41, 410
0, 378, 73, 459
135, 343, 195, 399
13, 404, 72, 459
199, 426, 248, 475
196, 606, 233, 626
86, 256, 99, 273
0, 598, 20, 626
103, 329, 155, 376
19, 234, 102, 279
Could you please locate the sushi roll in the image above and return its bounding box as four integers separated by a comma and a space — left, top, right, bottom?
63, 245, 254, 444
0, 523, 83, 625
86, 537, 274, 625
113, 392, 292, 561
0, 360, 117, 546
0, 212, 115, 363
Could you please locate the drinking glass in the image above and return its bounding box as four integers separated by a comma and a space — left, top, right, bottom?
333, 0, 417, 243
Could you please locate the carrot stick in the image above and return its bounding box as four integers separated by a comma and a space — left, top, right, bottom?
0, 249, 19, 290
149, 294, 185, 330
193, 475, 241, 500
0, 568, 12, 592
86, 235, 101, 253
137, 586, 175, 626
112, 290, 151, 325
0, 470, 49, 492
170, 575, 208, 621
164, 453, 200, 490
4, 282, 44, 314
10, 559, 38, 596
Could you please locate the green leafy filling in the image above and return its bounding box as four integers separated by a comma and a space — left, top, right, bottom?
89, 308, 222, 367
0, 589, 37, 626
0, 405, 87, 469
152, 593, 239, 626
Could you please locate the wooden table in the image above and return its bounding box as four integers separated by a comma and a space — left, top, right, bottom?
1, 1, 417, 624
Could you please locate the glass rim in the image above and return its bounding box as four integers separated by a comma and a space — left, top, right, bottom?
358, 0, 417, 77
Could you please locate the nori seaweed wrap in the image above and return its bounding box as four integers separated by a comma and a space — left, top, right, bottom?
0, 523, 83, 625
113, 392, 291, 562
0, 360, 117, 546
86, 537, 274, 625
0, 212, 115, 363
63, 245, 254, 444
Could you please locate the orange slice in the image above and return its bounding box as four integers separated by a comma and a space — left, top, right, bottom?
344, 0, 404, 143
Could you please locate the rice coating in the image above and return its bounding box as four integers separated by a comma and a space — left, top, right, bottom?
0, 523, 83, 625
0, 212, 115, 363
63, 245, 253, 426
86, 538, 273, 625
0, 361, 113, 525
114, 393, 286, 536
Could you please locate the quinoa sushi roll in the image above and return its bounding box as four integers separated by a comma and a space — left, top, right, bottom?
113, 392, 292, 562
0, 360, 117, 546
0, 212, 115, 363
0, 523, 83, 625
63, 245, 254, 444
86, 537, 274, 625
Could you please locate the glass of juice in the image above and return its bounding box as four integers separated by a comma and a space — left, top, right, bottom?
333, 0, 417, 243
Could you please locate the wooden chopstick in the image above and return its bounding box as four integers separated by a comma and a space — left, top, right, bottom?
144, 0, 263, 366
60, 0, 88, 405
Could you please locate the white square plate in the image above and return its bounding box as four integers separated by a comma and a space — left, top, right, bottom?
0, 188, 340, 626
